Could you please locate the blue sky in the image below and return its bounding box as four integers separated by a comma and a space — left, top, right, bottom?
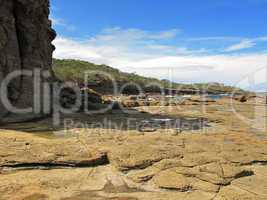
50, 0, 267, 90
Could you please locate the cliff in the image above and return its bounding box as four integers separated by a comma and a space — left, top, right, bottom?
0, 0, 56, 122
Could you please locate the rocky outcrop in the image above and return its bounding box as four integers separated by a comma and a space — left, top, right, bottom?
0, 130, 109, 170
0, 126, 267, 199
0, 97, 267, 199
0, 0, 55, 122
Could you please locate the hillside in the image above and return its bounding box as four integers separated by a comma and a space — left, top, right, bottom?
52, 59, 245, 95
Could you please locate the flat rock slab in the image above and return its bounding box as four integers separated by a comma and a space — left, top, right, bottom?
0, 165, 215, 200
0, 130, 108, 169
0, 102, 267, 200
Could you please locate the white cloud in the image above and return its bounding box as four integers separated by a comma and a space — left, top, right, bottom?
53, 28, 267, 89
88, 27, 181, 48
121, 54, 267, 87
53, 37, 104, 62
258, 36, 267, 41
50, 16, 76, 31
224, 39, 256, 52
50, 17, 65, 26
187, 36, 241, 42
53, 27, 203, 65
150, 29, 180, 39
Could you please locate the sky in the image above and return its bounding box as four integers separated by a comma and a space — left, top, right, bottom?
50, 0, 267, 90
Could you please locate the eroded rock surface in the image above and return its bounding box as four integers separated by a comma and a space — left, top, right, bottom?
0, 130, 108, 169
0, 126, 267, 199
0, 0, 55, 122
0, 102, 267, 199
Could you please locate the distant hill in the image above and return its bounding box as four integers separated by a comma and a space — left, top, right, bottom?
52, 59, 245, 95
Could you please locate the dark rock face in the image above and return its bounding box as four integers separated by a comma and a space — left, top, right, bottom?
0, 0, 56, 122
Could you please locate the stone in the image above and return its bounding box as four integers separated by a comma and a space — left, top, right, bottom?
191, 179, 220, 193
0, 90, 267, 199
127, 167, 160, 183
0, 130, 108, 168
153, 169, 193, 191
230, 166, 267, 197
0, 0, 55, 122
152, 168, 219, 193
110, 142, 183, 171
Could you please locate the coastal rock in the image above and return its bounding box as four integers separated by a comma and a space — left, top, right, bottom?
152, 168, 221, 193
153, 169, 193, 191
0, 87, 266, 199
0, 130, 108, 169
0, 0, 55, 122
110, 141, 183, 171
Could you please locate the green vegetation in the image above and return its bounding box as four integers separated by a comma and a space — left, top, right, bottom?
52, 58, 245, 94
